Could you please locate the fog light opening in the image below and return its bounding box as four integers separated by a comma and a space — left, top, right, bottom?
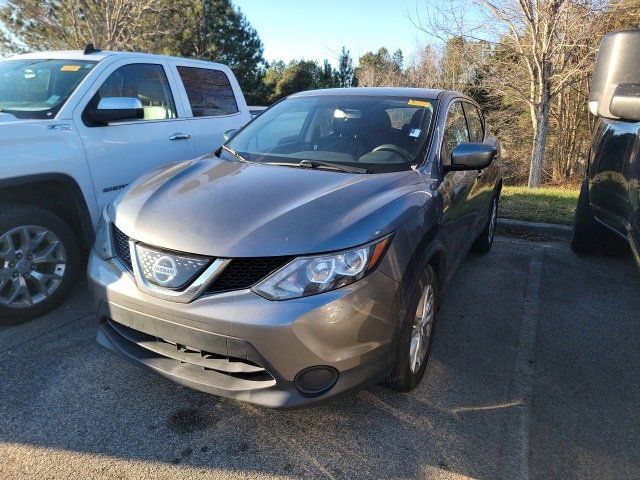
294, 366, 339, 396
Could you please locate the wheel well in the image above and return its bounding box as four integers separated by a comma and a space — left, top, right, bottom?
0, 177, 94, 250
427, 250, 446, 295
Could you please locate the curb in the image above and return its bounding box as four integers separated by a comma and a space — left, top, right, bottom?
497, 218, 572, 242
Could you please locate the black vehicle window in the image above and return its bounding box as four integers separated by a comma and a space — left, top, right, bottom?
464, 103, 485, 142
95, 63, 177, 121
177, 66, 239, 117
441, 102, 470, 165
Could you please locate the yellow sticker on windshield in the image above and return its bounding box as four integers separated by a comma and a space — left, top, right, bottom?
60, 65, 81, 72
408, 99, 431, 108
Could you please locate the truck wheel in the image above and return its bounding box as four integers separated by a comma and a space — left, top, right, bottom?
0, 204, 80, 323
386, 265, 437, 392
472, 193, 499, 253
571, 180, 602, 254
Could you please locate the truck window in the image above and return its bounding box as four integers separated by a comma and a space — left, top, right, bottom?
95, 63, 177, 121
176, 66, 239, 117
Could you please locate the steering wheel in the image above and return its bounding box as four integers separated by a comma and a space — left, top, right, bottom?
371, 144, 414, 163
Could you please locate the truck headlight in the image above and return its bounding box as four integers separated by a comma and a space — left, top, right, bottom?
95, 208, 114, 260
252, 236, 392, 300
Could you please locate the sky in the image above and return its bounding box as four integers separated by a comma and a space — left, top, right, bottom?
234, 0, 441, 67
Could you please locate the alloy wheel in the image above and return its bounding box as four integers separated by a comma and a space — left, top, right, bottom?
0, 225, 67, 308
409, 283, 435, 374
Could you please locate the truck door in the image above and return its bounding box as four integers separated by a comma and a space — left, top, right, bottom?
74, 59, 195, 213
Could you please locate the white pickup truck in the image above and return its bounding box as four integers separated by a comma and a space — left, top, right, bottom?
0, 47, 252, 321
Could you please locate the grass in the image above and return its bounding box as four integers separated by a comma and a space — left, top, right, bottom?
499, 186, 580, 226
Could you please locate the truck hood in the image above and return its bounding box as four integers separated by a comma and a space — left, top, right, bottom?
112, 155, 434, 257
0, 113, 19, 123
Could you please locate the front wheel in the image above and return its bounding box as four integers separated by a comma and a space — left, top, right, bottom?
386, 265, 438, 392
0, 204, 80, 323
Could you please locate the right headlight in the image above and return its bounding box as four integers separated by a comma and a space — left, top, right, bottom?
94, 208, 114, 260
252, 236, 392, 301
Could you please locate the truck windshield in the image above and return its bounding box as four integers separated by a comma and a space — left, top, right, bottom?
0, 59, 97, 119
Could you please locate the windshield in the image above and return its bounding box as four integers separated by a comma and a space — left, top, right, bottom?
0, 59, 97, 119
225, 95, 437, 173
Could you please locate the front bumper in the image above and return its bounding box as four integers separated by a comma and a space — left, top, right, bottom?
88, 250, 403, 408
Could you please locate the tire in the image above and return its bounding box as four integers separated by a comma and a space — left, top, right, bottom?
571, 180, 602, 254
386, 265, 438, 392
472, 192, 499, 253
0, 204, 80, 323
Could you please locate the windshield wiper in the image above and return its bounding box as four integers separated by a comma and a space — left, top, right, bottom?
220, 145, 248, 163
264, 159, 369, 174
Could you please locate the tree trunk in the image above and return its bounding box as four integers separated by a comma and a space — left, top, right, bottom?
528, 92, 551, 188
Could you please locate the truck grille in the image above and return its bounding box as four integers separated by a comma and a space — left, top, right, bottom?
112, 225, 133, 271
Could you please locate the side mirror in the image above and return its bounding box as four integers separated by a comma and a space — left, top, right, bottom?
609, 84, 640, 122
590, 29, 640, 120
445, 142, 497, 171
90, 97, 144, 124
223, 129, 238, 142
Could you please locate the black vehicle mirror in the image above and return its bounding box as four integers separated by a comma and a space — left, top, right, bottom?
90, 97, 144, 124
223, 129, 238, 142
445, 142, 497, 171
590, 29, 640, 120
609, 84, 640, 122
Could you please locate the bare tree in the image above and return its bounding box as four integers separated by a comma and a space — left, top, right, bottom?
0, 0, 184, 53
415, 0, 628, 187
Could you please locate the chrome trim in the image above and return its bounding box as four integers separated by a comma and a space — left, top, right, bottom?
129, 240, 230, 303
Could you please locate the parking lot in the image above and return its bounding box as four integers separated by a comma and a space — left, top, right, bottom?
0, 235, 638, 480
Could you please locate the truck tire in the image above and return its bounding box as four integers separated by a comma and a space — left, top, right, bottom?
0, 204, 80, 323
571, 180, 602, 254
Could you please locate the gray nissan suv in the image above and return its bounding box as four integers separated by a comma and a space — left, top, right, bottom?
88, 88, 502, 408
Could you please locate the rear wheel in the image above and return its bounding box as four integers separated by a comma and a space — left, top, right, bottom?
571, 180, 603, 254
386, 265, 437, 392
472, 193, 499, 253
0, 205, 80, 323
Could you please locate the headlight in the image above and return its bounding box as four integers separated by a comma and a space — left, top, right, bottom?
252, 236, 392, 300
95, 208, 114, 260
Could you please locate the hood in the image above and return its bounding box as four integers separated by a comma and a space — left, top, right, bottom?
112, 155, 434, 257
0, 113, 19, 123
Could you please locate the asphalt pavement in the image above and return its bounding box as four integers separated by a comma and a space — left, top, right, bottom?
0, 236, 638, 480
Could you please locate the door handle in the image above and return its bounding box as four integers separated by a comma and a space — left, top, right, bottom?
169, 133, 191, 141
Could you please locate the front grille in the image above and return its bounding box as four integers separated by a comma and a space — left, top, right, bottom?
105, 319, 276, 387
207, 256, 293, 293
112, 225, 133, 271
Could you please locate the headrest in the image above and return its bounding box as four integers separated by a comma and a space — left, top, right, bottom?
363, 110, 391, 132
333, 117, 360, 136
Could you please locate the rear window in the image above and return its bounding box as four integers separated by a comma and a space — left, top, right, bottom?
177, 66, 238, 117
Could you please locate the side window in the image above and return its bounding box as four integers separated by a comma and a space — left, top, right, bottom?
177, 66, 239, 117
464, 103, 485, 142
441, 102, 470, 165
94, 63, 176, 121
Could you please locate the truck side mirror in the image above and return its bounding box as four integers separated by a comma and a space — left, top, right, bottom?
90, 97, 144, 124
223, 129, 238, 142
609, 84, 640, 122
590, 30, 640, 121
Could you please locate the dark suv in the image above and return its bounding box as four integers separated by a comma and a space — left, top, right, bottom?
572, 29, 640, 267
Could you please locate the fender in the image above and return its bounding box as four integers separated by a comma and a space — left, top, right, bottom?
0, 173, 95, 248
